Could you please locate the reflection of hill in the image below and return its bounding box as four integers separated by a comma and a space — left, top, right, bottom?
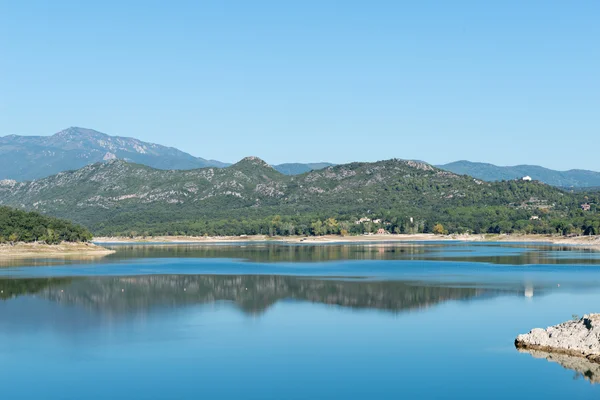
26, 275, 497, 315
0, 278, 72, 300
518, 349, 600, 385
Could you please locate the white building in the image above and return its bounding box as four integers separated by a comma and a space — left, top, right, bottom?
522, 176, 532, 182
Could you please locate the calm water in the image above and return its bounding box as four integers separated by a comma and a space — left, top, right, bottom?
1, 242, 599, 399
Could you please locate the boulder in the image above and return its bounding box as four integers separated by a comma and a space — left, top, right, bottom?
515, 314, 600, 364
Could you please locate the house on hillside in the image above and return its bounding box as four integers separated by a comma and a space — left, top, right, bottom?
522, 176, 532, 182
530, 215, 540, 220
372, 219, 382, 224
581, 203, 591, 211
355, 217, 372, 224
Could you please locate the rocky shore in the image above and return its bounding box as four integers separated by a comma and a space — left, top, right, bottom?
515, 314, 600, 364
93, 233, 600, 248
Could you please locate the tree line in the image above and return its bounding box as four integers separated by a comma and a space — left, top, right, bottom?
0, 206, 92, 244
92, 205, 600, 238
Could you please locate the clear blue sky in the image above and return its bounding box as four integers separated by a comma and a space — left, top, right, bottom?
1, 0, 598, 170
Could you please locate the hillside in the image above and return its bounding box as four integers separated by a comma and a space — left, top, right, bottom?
273, 162, 334, 175
0, 127, 228, 181
0, 206, 92, 243
0, 157, 598, 236
438, 161, 600, 188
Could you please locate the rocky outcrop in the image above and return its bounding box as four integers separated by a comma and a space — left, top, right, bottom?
515, 314, 600, 364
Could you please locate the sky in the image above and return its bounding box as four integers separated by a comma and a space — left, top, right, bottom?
1, 0, 599, 170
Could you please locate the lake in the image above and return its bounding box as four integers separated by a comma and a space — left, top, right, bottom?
1, 242, 599, 399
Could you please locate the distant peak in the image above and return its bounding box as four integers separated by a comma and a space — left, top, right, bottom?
241, 156, 266, 163
235, 156, 273, 168
54, 127, 108, 138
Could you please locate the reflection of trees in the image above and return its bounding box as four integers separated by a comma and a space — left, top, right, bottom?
0, 278, 72, 300
518, 349, 600, 385
104, 243, 432, 263
5, 275, 500, 315
1, 243, 598, 269
100, 243, 600, 265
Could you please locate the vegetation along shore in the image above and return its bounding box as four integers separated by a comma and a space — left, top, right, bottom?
0, 206, 114, 259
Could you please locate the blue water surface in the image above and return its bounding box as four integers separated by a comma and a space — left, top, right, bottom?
0, 242, 599, 399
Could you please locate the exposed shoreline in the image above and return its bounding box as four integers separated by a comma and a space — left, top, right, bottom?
93, 233, 600, 249
0, 242, 116, 259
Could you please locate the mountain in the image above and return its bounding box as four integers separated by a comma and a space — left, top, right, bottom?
438, 161, 600, 188
0, 127, 228, 181
1, 157, 596, 236
273, 162, 335, 175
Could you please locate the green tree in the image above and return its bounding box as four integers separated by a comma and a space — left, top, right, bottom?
432, 224, 445, 235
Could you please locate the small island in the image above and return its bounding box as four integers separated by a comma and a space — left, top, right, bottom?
0, 206, 114, 259
515, 314, 600, 364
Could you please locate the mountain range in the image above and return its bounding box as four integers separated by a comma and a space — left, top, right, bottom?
0, 127, 332, 180
2, 128, 599, 188
1, 156, 595, 236
437, 161, 600, 188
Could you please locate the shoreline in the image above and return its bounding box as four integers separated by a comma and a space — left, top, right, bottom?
93, 233, 600, 248
0, 242, 116, 259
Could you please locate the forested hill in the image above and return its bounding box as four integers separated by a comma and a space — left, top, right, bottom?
0, 206, 92, 244
0, 157, 598, 237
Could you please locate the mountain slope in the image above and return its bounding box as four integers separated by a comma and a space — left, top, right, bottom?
273, 162, 334, 175
438, 161, 600, 188
1, 158, 596, 236
0, 127, 228, 181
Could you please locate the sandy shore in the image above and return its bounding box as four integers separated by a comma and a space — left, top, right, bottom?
0, 242, 116, 259
94, 233, 600, 248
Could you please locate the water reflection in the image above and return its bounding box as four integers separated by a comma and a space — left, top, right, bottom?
0, 275, 507, 315
101, 242, 600, 265
2, 242, 600, 268
518, 349, 600, 385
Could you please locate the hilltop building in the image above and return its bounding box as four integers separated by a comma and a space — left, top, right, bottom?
522, 176, 532, 182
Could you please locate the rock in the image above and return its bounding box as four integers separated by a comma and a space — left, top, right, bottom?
515, 314, 600, 364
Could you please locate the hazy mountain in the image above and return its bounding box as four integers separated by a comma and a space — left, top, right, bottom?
438, 161, 600, 188
0, 127, 228, 181
273, 162, 335, 175
1, 157, 592, 236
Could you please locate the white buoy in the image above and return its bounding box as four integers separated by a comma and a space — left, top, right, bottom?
121, 289, 125, 292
